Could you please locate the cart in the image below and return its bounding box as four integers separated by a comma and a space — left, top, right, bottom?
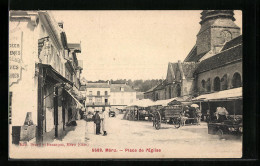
153, 100, 183, 130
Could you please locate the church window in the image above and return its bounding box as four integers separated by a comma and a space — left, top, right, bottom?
176, 84, 181, 97
214, 77, 221, 91
232, 72, 242, 88
206, 78, 211, 92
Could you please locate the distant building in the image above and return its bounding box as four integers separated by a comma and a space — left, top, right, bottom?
110, 84, 137, 109
85, 82, 111, 112
136, 92, 144, 100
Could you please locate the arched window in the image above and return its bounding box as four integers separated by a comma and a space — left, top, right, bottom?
232, 73, 242, 88
214, 77, 221, 91
168, 86, 172, 98
176, 84, 181, 97
221, 74, 228, 90
206, 78, 211, 92
201, 80, 206, 92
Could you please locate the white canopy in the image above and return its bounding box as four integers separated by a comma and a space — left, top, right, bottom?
192, 87, 242, 101
130, 99, 155, 107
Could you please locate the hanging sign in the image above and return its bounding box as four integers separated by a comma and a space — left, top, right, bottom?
9, 30, 22, 87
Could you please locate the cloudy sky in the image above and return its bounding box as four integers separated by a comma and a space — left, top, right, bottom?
51, 10, 242, 81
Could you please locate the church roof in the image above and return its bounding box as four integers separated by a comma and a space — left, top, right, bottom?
221, 35, 242, 51
195, 44, 242, 74
144, 85, 159, 93
184, 45, 207, 62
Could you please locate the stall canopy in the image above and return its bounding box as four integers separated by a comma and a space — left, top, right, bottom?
130, 99, 155, 107
192, 87, 242, 101
129, 97, 192, 107
65, 89, 84, 109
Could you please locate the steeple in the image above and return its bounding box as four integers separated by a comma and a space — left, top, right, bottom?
199, 10, 236, 25
196, 10, 241, 56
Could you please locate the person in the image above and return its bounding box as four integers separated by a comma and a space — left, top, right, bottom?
195, 107, 202, 125
92, 110, 101, 135
100, 107, 107, 136
205, 109, 211, 123
216, 107, 228, 123
189, 107, 196, 124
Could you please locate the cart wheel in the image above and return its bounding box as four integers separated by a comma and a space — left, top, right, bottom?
173, 118, 181, 128
216, 129, 224, 139
154, 111, 161, 130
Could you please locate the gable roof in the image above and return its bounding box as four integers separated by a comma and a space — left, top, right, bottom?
195, 44, 242, 74
181, 62, 198, 79
144, 85, 159, 94
86, 83, 110, 88
221, 35, 242, 51
184, 45, 208, 62
110, 84, 136, 92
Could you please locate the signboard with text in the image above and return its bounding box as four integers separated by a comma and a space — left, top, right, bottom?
9, 30, 23, 87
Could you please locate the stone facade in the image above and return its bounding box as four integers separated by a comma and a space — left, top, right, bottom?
144, 10, 242, 102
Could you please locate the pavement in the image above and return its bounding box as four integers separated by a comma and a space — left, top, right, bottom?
9, 114, 242, 159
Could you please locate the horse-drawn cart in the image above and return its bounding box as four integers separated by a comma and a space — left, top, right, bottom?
153, 100, 183, 129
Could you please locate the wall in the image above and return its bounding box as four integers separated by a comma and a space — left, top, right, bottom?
9, 17, 39, 127
86, 88, 110, 104
196, 61, 242, 94
110, 91, 136, 106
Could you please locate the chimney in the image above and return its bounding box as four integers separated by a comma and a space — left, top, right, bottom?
58, 21, 64, 29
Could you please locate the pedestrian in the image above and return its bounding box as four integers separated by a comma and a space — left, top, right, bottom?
195, 107, 202, 125
100, 107, 107, 136
92, 110, 101, 135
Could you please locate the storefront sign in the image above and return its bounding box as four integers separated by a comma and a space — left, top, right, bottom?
9, 30, 22, 87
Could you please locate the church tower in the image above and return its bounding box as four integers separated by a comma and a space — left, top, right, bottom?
196, 10, 241, 55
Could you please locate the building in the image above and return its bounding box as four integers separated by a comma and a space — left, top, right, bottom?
9, 11, 84, 144
110, 83, 137, 109
144, 10, 242, 115
85, 82, 111, 112
84, 82, 137, 111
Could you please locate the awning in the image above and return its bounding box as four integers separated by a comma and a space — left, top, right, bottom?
65, 89, 84, 109
130, 99, 154, 107
40, 63, 73, 86
192, 87, 242, 102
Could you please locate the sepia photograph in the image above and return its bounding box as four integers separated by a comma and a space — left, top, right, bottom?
9, 10, 243, 159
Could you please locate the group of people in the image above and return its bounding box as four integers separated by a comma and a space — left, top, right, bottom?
181, 105, 202, 126
92, 108, 108, 136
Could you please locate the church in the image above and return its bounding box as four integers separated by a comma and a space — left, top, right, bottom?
144, 10, 242, 115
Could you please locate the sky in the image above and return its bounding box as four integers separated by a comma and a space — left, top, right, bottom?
51, 10, 242, 81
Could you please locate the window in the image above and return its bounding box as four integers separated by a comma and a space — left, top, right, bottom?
95, 97, 101, 103
89, 91, 92, 95
206, 78, 211, 92
201, 80, 206, 91
105, 91, 108, 95
89, 97, 93, 103
214, 77, 221, 91
221, 74, 228, 90
232, 73, 242, 88
97, 91, 100, 96
176, 84, 181, 97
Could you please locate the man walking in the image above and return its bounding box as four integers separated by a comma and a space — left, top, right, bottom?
100, 107, 107, 136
